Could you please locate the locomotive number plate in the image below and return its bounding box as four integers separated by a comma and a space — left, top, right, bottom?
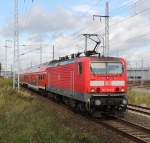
105, 81, 112, 86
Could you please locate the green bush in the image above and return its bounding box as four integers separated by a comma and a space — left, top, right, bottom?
0, 78, 12, 88
128, 89, 150, 107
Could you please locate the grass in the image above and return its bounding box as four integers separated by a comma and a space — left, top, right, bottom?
0, 78, 101, 143
128, 89, 150, 107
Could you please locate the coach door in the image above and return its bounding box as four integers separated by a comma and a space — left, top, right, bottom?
36, 74, 39, 87
77, 62, 84, 92
47, 71, 50, 89
71, 70, 75, 96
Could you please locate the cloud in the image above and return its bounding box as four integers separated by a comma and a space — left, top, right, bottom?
121, 0, 136, 7
121, 47, 150, 68
134, 0, 150, 12
109, 15, 150, 52
53, 36, 80, 58
0, 19, 14, 38
42, 11, 150, 63
0, 5, 81, 38
23, 6, 80, 33
1, 1, 150, 69
131, 0, 150, 21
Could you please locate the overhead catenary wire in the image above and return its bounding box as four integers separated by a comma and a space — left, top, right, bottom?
109, 0, 140, 14
11, 0, 150, 71
17, 0, 100, 66
19, 0, 148, 58
55, 0, 143, 54
75, 6, 150, 50
20, 0, 30, 28
66, 0, 141, 39
74, 0, 150, 38
110, 6, 150, 28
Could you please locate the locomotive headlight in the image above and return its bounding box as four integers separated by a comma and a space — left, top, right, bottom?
90, 88, 95, 93
95, 100, 101, 106
121, 88, 125, 92
122, 99, 127, 105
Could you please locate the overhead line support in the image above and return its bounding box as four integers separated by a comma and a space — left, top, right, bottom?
93, 1, 109, 57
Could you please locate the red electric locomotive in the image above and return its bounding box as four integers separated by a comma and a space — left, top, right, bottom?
20, 34, 128, 116
46, 55, 128, 115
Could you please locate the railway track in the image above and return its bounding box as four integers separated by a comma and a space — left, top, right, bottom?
95, 117, 150, 143
23, 88, 150, 143
128, 104, 150, 116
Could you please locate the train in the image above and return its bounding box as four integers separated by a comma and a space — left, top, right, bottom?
20, 52, 128, 116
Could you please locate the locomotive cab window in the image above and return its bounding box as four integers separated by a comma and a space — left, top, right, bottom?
90, 62, 123, 74
107, 63, 123, 74
78, 62, 82, 74
90, 63, 106, 74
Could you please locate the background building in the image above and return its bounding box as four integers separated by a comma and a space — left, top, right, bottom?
0, 71, 13, 78
127, 68, 150, 81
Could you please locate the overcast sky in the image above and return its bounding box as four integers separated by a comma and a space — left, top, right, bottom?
0, 0, 150, 71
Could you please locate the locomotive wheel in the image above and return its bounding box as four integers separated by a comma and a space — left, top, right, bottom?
79, 103, 86, 113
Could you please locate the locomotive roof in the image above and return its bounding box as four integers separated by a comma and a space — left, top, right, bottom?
49, 56, 123, 64
48, 56, 124, 67
88, 56, 122, 61
21, 56, 124, 74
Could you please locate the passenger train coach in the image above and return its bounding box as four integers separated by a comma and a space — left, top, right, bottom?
20, 55, 128, 115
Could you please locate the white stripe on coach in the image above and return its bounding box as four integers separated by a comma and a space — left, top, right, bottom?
111, 80, 125, 86
90, 81, 104, 86
90, 80, 125, 86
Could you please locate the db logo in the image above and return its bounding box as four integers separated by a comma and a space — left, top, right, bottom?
105, 81, 111, 86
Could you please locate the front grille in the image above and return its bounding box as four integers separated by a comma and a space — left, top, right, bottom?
91, 96, 124, 105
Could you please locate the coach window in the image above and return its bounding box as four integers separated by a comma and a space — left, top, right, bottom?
78, 62, 82, 74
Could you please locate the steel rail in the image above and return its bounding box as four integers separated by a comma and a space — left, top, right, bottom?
128, 104, 150, 116
128, 107, 150, 116
94, 117, 150, 143
114, 117, 150, 134
128, 104, 150, 111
